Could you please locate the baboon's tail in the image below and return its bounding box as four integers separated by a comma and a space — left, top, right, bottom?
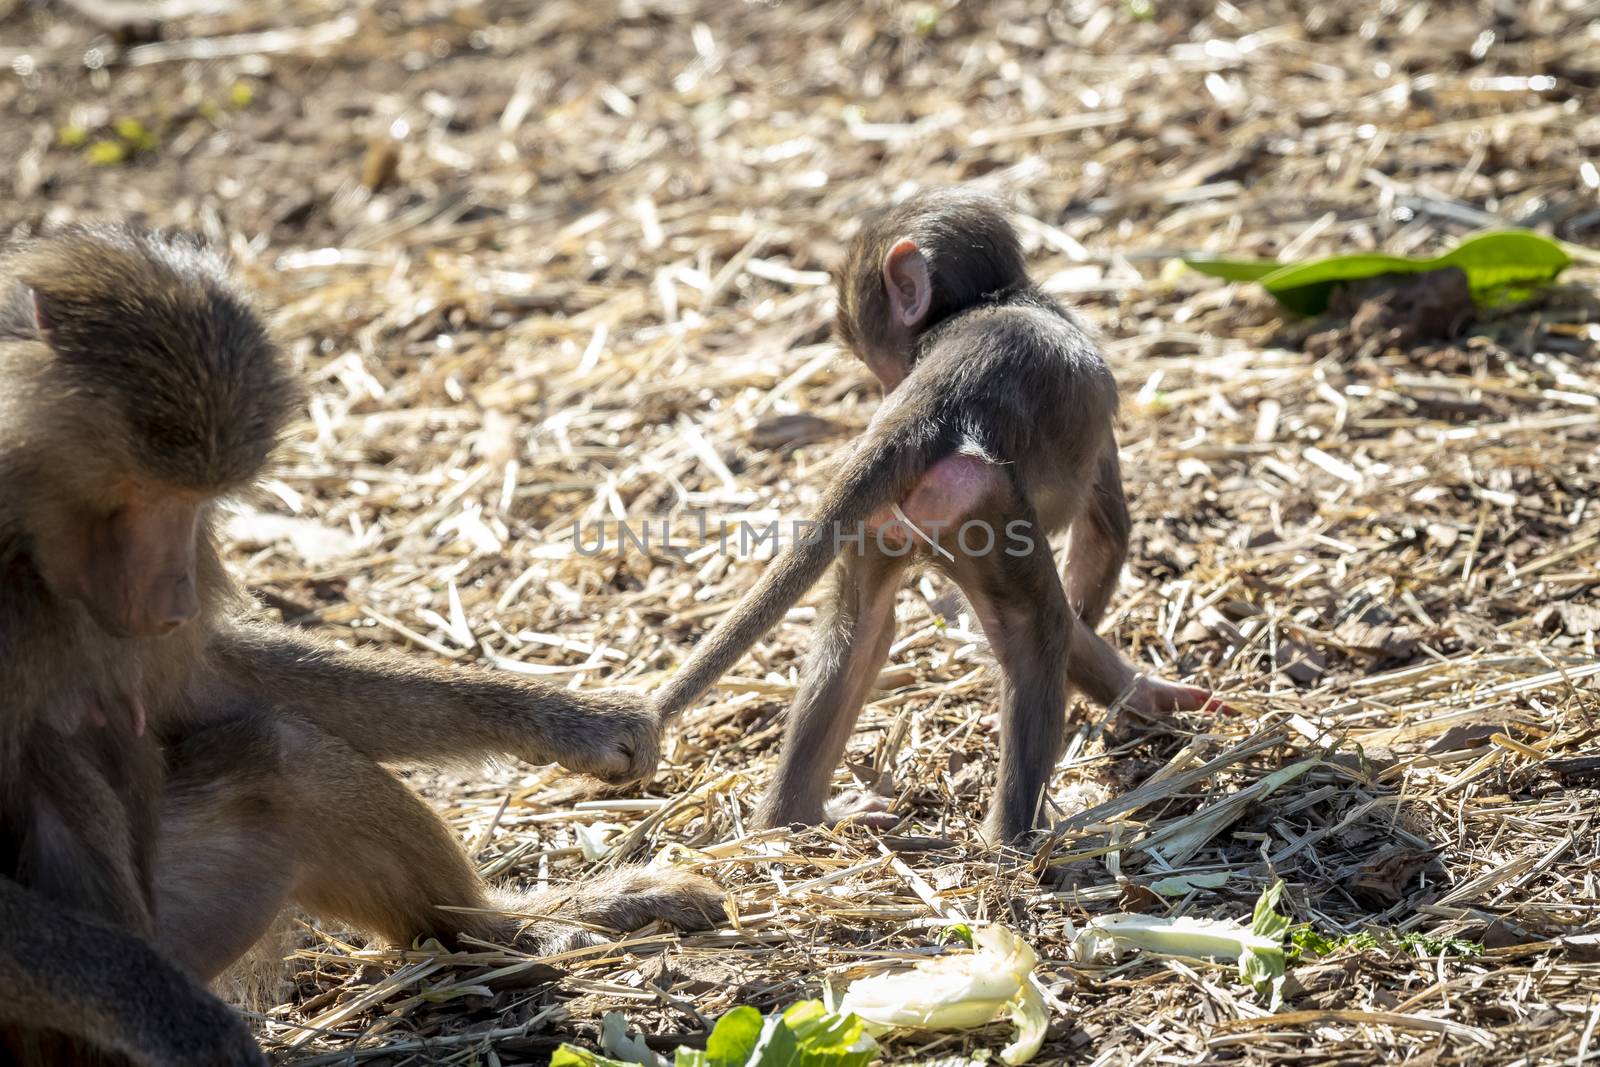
653, 420, 944, 718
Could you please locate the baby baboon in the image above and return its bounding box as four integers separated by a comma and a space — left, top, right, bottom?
654, 190, 1215, 842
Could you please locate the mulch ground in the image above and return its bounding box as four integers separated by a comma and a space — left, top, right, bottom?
3, 0, 1599, 1063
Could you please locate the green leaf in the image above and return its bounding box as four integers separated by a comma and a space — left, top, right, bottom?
1238, 946, 1285, 1008
788, 1000, 877, 1061
762, 1001, 879, 1067
553, 1045, 635, 1067
1289, 926, 1483, 960
1238, 880, 1291, 1008
675, 1006, 764, 1067
942, 922, 975, 947
1288, 925, 1343, 959
1395, 931, 1484, 958
705, 1006, 765, 1065
1180, 258, 1282, 283
675, 1002, 876, 1067
1249, 881, 1292, 943
1183, 230, 1572, 315
561, 1002, 877, 1067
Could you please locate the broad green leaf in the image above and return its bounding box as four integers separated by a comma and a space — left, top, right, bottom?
756, 1001, 878, 1067
1250, 880, 1292, 943
1241, 880, 1291, 1008
1183, 230, 1572, 315
1179, 258, 1282, 283
675, 1006, 765, 1067
553, 1045, 635, 1067
705, 1005, 765, 1065
1256, 253, 1429, 316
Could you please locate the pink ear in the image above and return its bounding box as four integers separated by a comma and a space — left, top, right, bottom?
30, 288, 54, 336
882, 239, 931, 329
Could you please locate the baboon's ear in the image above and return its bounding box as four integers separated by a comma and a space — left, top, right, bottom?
882, 238, 931, 330
30, 288, 56, 340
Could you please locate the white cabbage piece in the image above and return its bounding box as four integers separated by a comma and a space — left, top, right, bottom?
1074, 913, 1280, 964
574, 821, 625, 862
1070, 882, 1291, 1007
836, 925, 1048, 1065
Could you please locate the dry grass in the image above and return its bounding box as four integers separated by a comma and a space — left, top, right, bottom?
3, 0, 1600, 1063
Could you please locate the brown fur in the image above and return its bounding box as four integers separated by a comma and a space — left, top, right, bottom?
0, 227, 719, 1066
654, 190, 1213, 841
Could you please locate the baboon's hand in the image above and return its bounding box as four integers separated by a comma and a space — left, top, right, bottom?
554, 693, 662, 785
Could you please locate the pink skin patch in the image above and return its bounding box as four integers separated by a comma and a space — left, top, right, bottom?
864, 454, 1235, 728
869, 455, 1003, 549
127, 687, 148, 737
117, 659, 149, 737
78, 674, 148, 737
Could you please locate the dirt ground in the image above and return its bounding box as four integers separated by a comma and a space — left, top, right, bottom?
3, 0, 1600, 1064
